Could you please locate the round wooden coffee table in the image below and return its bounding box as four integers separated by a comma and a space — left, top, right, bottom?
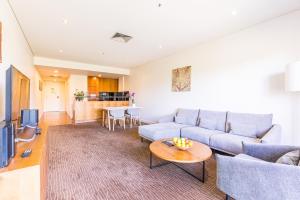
149, 139, 212, 182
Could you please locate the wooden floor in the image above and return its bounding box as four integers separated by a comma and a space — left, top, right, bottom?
0, 112, 71, 173
0, 112, 72, 200
41, 112, 72, 126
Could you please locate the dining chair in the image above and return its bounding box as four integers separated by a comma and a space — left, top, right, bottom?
108, 109, 126, 131
125, 108, 141, 128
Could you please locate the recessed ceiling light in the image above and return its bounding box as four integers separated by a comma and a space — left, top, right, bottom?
63, 19, 68, 24
59, 49, 63, 53
54, 70, 58, 73
159, 45, 163, 49
231, 10, 238, 16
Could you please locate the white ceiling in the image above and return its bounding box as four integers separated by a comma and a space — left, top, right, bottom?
9, 0, 300, 68
36, 65, 122, 82
36, 66, 70, 82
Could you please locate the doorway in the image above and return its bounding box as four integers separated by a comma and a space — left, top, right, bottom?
43, 81, 66, 112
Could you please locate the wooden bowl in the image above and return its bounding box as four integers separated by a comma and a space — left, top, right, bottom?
173, 142, 192, 151
175, 145, 191, 151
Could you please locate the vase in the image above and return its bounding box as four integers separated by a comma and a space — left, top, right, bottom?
75, 96, 84, 101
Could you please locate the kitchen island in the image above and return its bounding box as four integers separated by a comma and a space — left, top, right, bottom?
72, 100, 129, 123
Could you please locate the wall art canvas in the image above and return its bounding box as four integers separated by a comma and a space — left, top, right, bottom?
0, 22, 2, 63
39, 80, 43, 91
172, 66, 191, 92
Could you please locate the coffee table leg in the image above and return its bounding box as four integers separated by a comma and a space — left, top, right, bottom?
150, 151, 153, 169
149, 154, 206, 183
202, 161, 205, 183
172, 162, 205, 183
149, 152, 170, 169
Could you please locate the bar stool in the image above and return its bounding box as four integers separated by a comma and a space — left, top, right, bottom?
101, 109, 108, 127
108, 109, 126, 131
125, 108, 141, 128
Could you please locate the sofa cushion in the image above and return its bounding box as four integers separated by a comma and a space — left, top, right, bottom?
175, 108, 199, 126
175, 116, 188, 124
138, 122, 189, 141
199, 118, 217, 130
229, 123, 257, 138
198, 110, 227, 131
235, 154, 264, 162
226, 112, 273, 138
276, 150, 300, 166
210, 134, 258, 155
181, 127, 223, 145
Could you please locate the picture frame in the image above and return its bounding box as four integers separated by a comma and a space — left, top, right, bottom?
172, 66, 191, 92
39, 80, 43, 91
0, 22, 2, 63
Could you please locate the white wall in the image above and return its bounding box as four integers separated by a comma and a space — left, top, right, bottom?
0, 0, 43, 120
130, 10, 300, 145
66, 74, 87, 118
118, 76, 130, 92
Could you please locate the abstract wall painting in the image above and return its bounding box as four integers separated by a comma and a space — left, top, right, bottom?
0, 22, 2, 63
172, 66, 191, 92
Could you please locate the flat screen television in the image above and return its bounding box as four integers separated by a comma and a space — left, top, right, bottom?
0, 66, 30, 168
6, 65, 30, 124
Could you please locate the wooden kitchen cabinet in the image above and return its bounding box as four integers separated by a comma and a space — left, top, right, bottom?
87, 76, 118, 94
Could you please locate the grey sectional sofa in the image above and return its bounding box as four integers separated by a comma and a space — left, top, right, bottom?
216, 143, 300, 199
138, 109, 281, 155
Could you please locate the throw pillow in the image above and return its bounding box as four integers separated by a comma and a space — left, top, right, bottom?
229, 123, 257, 138
199, 119, 217, 130
276, 150, 300, 166
175, 116, 187, 124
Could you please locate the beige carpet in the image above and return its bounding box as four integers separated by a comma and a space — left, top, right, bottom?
47, 122, 224, 200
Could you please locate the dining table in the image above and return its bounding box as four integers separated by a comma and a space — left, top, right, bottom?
102, 106, 142, 130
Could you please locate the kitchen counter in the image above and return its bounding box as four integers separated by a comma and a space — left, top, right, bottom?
72, 100, 129, 123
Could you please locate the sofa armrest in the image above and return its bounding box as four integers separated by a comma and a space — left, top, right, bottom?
242, 143, 300, 162
216, 154, 300, 200
158, 114, 175, 123
260, 124, 281, 144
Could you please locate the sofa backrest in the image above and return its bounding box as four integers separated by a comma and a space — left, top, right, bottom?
198, 109, 227, 131
226, 112, 273, 138
175, 108, 199, 126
